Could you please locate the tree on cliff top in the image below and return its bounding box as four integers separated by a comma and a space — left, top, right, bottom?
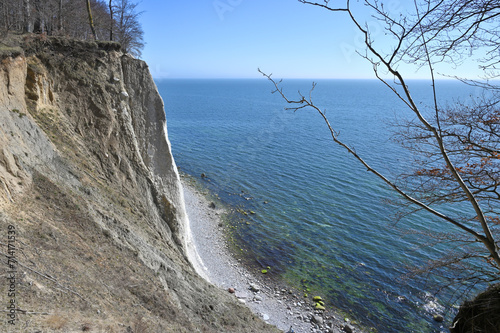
86, 0, 98, 39
111, 0, 144, 57
261, 0, 500, 318
0, 0, 144, 57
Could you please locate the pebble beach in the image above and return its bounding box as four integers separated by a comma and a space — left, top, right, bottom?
182, 176, 362, 333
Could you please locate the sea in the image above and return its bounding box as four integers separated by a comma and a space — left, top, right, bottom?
157, 79, 484, 333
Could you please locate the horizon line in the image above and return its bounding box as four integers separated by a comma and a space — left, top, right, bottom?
153, 76, 461, 81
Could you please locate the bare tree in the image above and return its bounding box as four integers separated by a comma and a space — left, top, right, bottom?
0, 0, 25, 33
24, 0, 32, 33
1, 0, 143, 57
58, 0, 63, 32
108, 0, 113, 40
86, 0, 97, 39
113, 0, 144, 56
261, 0, 500, 298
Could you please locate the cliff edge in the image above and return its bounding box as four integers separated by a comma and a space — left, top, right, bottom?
0, 34, 278, 333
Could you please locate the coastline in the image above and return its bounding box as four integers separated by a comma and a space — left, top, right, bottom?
181, 174, 360, 333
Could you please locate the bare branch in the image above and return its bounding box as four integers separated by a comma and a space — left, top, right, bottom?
259, 69, 487, 242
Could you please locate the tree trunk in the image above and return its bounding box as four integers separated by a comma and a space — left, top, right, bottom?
86, 0, 97, 40
3, 2, 9, 32
109, 0, 113, 40
33, 0, 42, 33
58, 0, 63, 32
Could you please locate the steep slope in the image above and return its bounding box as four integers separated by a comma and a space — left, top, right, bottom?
0, 35, 278, 333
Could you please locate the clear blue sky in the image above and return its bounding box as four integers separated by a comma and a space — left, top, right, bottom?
136, 1, 483, 79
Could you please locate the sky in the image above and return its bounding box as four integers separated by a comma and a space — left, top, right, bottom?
136, 0, 485, 80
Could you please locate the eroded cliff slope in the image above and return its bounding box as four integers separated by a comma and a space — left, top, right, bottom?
0, 35, 278, 333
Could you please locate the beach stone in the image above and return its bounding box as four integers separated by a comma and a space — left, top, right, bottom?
235, 290, 248, 299
315, 303, 326, 311
249, 283, 260, 292
228, 287, 235, 294
209, 202, 216, 209
262, 313, 270, 321
120, 91, 129, 100
343, 324, 353, 333
313, 296, 323, 302
254, 295, 263, 302
312, 315, 324, 325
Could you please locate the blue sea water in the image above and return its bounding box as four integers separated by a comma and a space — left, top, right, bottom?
157, 79, 482, 332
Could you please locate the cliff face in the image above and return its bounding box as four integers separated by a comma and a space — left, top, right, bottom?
0, 36, 277, 333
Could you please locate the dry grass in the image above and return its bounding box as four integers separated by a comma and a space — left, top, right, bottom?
45, 314, 68, 330
133, 316, 150, 333
81, 322, 92, 331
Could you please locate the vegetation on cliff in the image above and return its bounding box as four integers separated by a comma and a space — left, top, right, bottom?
0, 0, 144, 56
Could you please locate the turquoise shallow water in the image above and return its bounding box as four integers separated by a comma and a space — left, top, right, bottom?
158, 79, 482, 332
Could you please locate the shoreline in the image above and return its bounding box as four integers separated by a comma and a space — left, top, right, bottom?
181, 174, 361, 333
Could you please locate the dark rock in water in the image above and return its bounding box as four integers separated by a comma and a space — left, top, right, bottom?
451, 283, 500, 333
209, 202, 216, 209
433, 314, 444, 322
201, 173, 206, 178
